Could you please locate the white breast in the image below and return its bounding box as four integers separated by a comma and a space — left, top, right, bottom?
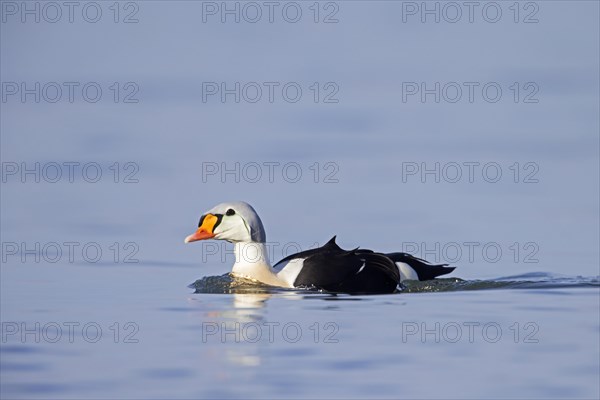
274, 258, 306, 287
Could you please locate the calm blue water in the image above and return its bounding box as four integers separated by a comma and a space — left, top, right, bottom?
1, 267, 599, 399
1, 1, 599, 399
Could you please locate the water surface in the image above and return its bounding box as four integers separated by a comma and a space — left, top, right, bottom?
1, 1, 599, 398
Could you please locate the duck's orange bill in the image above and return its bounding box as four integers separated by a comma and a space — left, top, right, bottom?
184, 214, 217, 243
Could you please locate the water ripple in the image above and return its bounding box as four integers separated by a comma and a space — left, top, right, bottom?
190, 272, 600, 294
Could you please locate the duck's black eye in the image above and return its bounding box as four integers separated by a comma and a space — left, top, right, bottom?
226, 208, 235, 216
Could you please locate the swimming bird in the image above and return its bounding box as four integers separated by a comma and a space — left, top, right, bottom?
184, 201, 455, 294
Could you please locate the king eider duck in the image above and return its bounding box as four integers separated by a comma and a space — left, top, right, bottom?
184, 201, 455, 294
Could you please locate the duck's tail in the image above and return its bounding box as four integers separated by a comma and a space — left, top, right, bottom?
385, 252, 456, 281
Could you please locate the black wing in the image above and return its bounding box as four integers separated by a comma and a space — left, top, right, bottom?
276, 237, 400, 294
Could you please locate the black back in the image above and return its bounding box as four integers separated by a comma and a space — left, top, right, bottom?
273, 237, 456, 294
275, 237, 400, 294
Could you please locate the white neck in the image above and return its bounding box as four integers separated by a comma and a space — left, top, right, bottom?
231, 242, 290, 287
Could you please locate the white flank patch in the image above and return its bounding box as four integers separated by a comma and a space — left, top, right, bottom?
396, 262, 419, 281
274, 258, 306, 286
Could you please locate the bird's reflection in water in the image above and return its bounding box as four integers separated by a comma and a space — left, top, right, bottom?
221, 293, 272, 367
232, 292, 271, 309
187, 273, 378, 370
189, 274, 284, 368
190, 274, 274, 321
